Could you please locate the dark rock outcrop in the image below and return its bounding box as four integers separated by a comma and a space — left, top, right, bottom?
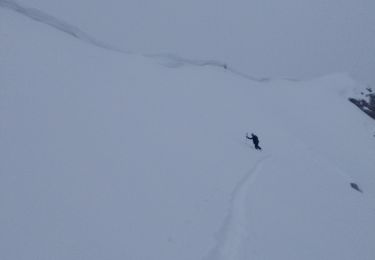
349, 88, 375, 120
350, 182, 363, 193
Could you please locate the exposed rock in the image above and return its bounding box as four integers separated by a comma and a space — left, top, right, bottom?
349, 87, 375, 120
350, 182, 363, 193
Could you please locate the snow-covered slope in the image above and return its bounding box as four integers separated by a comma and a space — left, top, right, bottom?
1, 4, 375, 260
3, 0, 375, 85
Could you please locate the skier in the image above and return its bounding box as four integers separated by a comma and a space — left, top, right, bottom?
246, 133, 262, 150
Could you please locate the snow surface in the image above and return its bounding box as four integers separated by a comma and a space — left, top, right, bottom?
3, 0, 375, 85
1, 2, 375, 260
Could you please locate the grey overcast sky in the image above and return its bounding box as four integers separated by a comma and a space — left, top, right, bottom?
17, 0, 375, 85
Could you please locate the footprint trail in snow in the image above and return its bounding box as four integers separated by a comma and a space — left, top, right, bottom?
205, 156, 270, 260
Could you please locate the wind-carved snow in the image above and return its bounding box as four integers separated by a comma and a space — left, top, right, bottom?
143, 53, 274, 82
0, 0, 297, 83
205, 156, 270, 260
0, 0, 123, 52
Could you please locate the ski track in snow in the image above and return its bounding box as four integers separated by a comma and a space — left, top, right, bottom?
0, 0, 299, 83
204, 156, 270, 260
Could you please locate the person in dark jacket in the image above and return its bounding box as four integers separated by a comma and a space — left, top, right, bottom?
246, 133, 261, 150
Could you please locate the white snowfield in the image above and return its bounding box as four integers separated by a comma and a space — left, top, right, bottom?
1, 3, 375, 260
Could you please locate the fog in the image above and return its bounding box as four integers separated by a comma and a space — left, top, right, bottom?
16, 0, 375, 84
